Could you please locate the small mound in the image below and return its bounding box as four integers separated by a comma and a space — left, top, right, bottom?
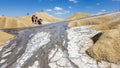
16, 17, 34, 27
86, 29, 120, 63
91, 19, 120, 30
67, 13, 116, 28
65, 12, 91, 20
0, 31, 14, 46
67, 18, 103, 27
0, 16, 34, 29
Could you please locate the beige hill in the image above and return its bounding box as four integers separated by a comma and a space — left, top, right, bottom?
0, 16, 34, 29
0, 12, 62, 29
86, 17, 120, 63
91, 17, 120, 30
0, 31, 14, 47
86, 29, 120, 63
65, 12, 91, 20
20, 12, 62, 23
67, 16, 114, 28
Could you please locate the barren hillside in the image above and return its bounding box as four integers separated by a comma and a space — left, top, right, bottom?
67, 12, 119, 28
0, 16, 34, 29
65, 12, 91, 20
20, 12, 63, 23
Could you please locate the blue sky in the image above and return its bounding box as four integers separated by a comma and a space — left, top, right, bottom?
0, 0, 120, 18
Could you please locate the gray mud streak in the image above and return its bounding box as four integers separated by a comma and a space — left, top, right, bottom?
0, 11, 120, 68
0, 22, 74, 68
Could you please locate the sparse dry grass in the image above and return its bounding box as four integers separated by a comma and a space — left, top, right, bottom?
67, 18, 102, 27
65, 12, 91, 20
86, 16, 120, 64
86, 29, 120, 63
21, 12, 63, 23
0, 12, 62, 29
67, 16, 114, 28
0, 31, 14, 47
91, 20, 120, 30
0, 16, 34, 29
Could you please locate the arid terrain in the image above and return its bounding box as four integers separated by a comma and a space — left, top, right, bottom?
0, 11, 120, 68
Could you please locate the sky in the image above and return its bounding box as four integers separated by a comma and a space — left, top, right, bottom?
0, 0, 120, 18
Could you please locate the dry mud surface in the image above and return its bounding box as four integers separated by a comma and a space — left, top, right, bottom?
0, 11, 120, 68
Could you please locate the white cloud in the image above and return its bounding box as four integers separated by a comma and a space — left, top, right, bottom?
96, 3, 100, 5
55, 12, 64, 14
69, 0, 78, 3
64, 11, 70, 14
101, 9, 106, 12
69, 6, 72, 9
46, 6, 70, 15
96, 12, 103, 15
54, 7, 63, 11
55, 11, 70, 15
66, 11, 70, 13
96, 9, 107, 15
46, 9, 52, 12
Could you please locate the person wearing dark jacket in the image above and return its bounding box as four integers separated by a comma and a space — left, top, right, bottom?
31, 15, 36, 23
38, 19, 42, 25
35, 17, 38, 24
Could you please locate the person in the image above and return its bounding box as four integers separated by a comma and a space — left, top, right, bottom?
34, 17, 38, 24
31, 15, 36, 23
38, 18, 42, 25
